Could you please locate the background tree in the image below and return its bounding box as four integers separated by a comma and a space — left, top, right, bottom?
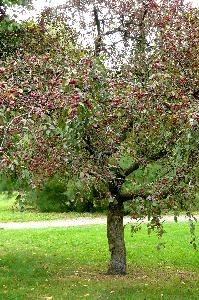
0, 0, 33, 57
0, 1, 198, 275
0, 0, 32, 23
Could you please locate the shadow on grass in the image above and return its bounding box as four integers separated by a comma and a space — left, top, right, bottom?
0, 250, 198, 300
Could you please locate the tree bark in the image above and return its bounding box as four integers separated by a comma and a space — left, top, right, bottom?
107, 199, 126, 275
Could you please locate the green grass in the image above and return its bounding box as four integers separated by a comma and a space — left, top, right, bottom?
0, 222, 198, 300
0, 193, 105, 223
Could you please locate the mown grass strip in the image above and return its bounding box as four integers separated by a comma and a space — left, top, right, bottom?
0, 222, 198, 300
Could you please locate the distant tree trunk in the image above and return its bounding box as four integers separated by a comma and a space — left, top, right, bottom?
107, 199, 126, 275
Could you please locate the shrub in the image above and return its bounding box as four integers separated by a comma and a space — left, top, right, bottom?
21, 176, 108, 213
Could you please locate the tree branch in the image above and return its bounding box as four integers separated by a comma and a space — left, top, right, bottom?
93, 6, 102, 55
118, 190, 146, 202
0, 5, 6, 22
123, 162, 139, 177
84, 134, 95, 156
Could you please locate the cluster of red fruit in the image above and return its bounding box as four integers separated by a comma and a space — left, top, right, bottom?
69, 79, 93, 111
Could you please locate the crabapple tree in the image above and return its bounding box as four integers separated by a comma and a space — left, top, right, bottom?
0, 2, 198, 275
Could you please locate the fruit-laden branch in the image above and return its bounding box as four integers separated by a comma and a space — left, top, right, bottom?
0, 110, 33, 154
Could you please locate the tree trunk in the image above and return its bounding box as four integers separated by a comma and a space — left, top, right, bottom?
107, 200, 126, 275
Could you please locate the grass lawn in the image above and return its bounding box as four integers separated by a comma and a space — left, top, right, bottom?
0, 193, 104, 223
0, 222, 198, 300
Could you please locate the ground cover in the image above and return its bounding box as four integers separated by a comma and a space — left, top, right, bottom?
0, 222, 198, 300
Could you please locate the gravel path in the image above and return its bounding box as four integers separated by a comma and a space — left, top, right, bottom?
0, 215, 197, 229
